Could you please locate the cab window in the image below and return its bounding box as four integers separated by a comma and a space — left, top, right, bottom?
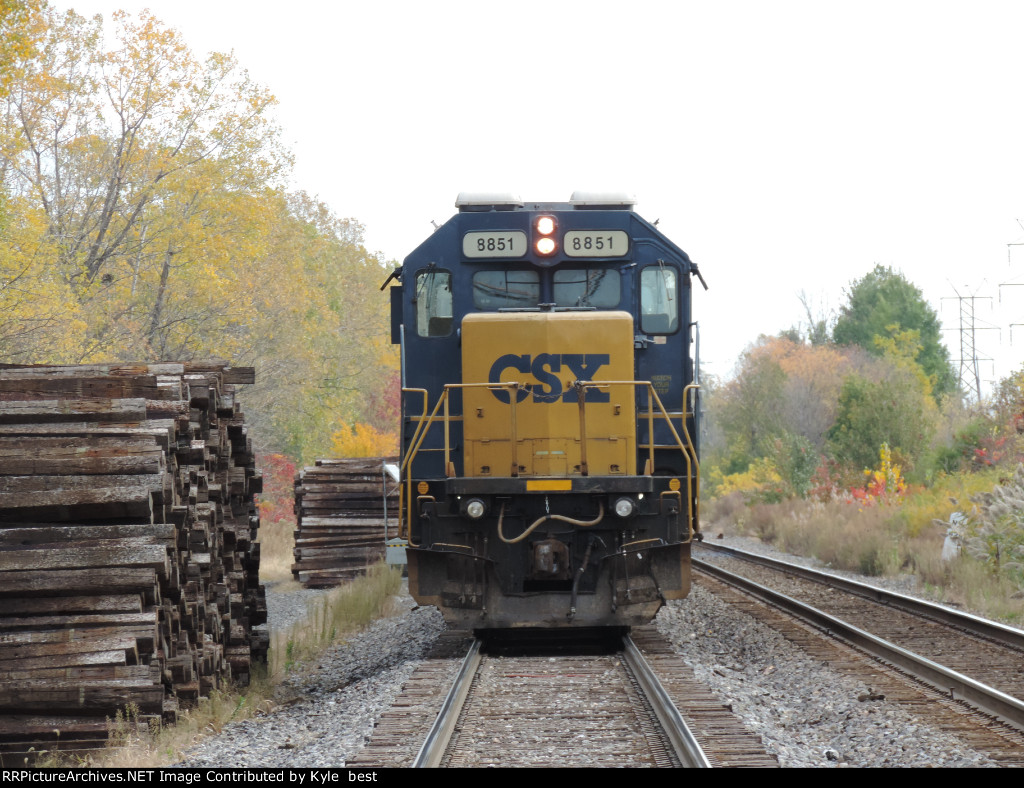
553, 268, 620, 308
640, 265, 678, 334
472, 269, 539, 310
415, 269, 452, 337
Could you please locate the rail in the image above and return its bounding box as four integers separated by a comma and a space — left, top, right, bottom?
411, 638, 483, 768
697, 541, 1024, 651
397, 381, 700, 542
694, 557, 1024, 733
622, 635, 713, 768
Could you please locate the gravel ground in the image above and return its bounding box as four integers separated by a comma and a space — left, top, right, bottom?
177, 583, 446, 768
176, 541, 1017, 768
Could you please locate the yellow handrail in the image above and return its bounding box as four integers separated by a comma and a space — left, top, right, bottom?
576, 380, 700, 539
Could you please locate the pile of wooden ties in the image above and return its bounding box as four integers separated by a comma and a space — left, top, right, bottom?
0, 362, 267, 760
291, 458, 399, 588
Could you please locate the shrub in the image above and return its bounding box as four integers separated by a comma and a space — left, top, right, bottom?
964, 465, 1024, 588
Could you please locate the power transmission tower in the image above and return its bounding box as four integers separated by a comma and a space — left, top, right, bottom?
943, 286, 993, 403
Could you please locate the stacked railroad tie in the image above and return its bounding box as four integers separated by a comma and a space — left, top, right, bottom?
291, 458, 399, 588
0, 362, 267, 761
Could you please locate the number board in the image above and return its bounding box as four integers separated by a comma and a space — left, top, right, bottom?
463, 231, 528, 258
564, 230, 629, 257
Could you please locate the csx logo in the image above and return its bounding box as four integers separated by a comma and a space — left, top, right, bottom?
488, 353, 611, 403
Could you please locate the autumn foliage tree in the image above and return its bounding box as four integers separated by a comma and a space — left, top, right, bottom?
709, 326, 946, 500
715, 336, 854, 463
0, 0, 41, 100
703, 253, 981, 505
0, 6, 398, 463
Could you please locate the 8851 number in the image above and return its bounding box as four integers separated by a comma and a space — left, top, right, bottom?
564, 230, 629, 257
463, 231, 527, 258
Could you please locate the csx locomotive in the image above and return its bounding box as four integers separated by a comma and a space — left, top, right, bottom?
386, 193, 705, 630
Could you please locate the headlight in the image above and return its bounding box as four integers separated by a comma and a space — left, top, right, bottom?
613, 497, 635, 518
464, 498, 487, 519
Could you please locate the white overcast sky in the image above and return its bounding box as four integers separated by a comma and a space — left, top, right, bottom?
63, 0, 1024, 393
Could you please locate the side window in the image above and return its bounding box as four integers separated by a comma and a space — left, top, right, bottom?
473, 269, 539, 310
415, 269, 453, 337
553, 268, 620, 308
640, 265, 679, 334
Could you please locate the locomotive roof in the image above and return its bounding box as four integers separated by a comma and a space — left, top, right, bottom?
456, 192, 637, 212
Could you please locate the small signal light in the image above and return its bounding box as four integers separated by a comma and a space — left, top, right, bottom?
535, 215, 556, 235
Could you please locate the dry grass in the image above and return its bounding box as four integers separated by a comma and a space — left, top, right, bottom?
257, 510, 297, 582
81, 678, 276, 768
268, 563, 403, 679
705, 488, 1024, 625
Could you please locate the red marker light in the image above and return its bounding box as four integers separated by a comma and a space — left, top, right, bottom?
534, 215, 557, 256
535, 215, 556, 236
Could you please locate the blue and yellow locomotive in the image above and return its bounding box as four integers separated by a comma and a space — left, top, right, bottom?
386, 193, 705, 630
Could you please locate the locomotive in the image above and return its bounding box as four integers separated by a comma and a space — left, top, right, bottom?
385, 193, 705, 630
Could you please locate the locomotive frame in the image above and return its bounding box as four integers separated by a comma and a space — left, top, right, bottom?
386, 193, 705, 630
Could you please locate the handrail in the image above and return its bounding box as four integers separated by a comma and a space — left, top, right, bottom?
682, 383, 701, 535
576, 380, 699, 540
398, 388, 429, 544
400, 383, 521, 538
399, 381, 700, 539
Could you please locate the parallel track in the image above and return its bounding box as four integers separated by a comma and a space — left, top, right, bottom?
693, 543, 1024, 762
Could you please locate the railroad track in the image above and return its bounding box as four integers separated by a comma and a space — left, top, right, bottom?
693, 542, 1024, 764
351, 628, 776, 768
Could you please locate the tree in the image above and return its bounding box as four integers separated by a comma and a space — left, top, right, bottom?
0, 194, 85, 360
783, 290, 833, 346
832, 265, 956, 398
0, 0, 41, 100
1, 8, 287, 300
237, 193, 397, 462
773, 338, 854, 453
0, 7, 399, 466
716, 337, 789, 470
826, 351, 937, 475
716, 336, 853, 461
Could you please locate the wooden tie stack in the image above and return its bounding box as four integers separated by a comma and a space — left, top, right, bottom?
0, 362, 267, 761
291, 458, 399, 588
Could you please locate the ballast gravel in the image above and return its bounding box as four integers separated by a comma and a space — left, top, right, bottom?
177, 587, 446, 770
176, 541, 1009, 768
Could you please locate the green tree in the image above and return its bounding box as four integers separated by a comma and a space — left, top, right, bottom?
826, 356, 936, 475
833, 265, 956, 399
